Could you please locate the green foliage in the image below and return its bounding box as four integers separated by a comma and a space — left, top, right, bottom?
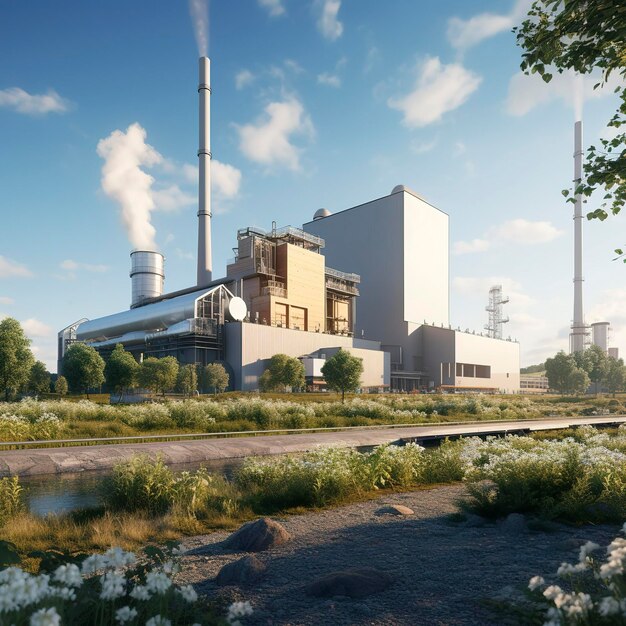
520, 363, 545, 374
321, 349, 364, 402
105, 455, 212, 518
0, 317, 34, 401
0, 476, 24, 525
259, 353, 305, 392
104, 344, 139, 396
203, 363, 229, 394
605, 357, 626, 395
137, 356, 179, 396
28, 361, 50, 396
515, 0, 626, 245
545, 351, 590, 394
54, 376, 68, 396
176, 364, 198, 397
62, 343, 106, 396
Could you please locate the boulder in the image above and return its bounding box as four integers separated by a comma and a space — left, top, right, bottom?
375, 504, 414, 516
306, 568, 392, 599
216, 555, 266, 586
500, 513, 527, 535
225, 517, 291, 552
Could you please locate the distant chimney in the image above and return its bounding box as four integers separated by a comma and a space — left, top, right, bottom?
197, 56, 212, 286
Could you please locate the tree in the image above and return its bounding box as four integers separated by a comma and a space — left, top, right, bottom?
258, 354, 305, 392
545, 351, 578, 394
581, 345, 609, 393
28, 361, 50, 396
204, 363, 229, 395
515, 1, 626, 258
605, 357, 626, 396
138, 357, 179, 396
568, 368, 591, 396
62, 343, 106, 397
176, 364, 198, 397
105, 344, 139, 399
0, 317, 35, 401
54, 375, 68, 396
321, 349, 364, 403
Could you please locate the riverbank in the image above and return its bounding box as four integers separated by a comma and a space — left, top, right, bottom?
176, 484, 620, 625
2, 415, 626, 477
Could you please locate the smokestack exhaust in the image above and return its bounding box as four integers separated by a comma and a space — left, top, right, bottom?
197, 56, 212, 286
570, 120, 586, 352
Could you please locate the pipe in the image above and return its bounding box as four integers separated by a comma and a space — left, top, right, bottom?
197, 56, 212, 286
571, 120, 585, 352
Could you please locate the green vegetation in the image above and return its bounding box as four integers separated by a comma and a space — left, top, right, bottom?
28, 361, 50, 395
520, 363, 545, 375
516, 0, 626, 257
176, 364, 198, 397
54, 375, 68, 396
258, 353, 305, 392
321, 349, 363, 402
0, 317, 35, 401
202, 363, 229, 395
104, 343, 139, 399
0, 476, 24, 525
63, 343, 106, 397
138, 356, 179, 396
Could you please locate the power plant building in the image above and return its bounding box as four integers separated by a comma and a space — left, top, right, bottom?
58, 54, 520, 394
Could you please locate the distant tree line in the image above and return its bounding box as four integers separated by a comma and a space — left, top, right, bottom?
545, 345, 626, 396
0, 317, 230, 401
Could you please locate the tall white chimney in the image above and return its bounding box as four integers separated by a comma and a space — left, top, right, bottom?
570, 120, 585, 352
197, 56, 212, 286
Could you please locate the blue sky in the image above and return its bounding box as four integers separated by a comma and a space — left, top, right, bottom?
1, 0, 624, 371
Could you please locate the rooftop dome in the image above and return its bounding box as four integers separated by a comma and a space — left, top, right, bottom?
391, 184, 426, 201
313, 208, 332, 220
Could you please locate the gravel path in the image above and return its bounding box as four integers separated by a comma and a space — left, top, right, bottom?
177, 485, 620, 625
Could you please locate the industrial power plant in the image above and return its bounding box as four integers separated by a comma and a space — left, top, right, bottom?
58, 51, 617, 394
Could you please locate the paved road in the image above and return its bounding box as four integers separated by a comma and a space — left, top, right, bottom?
1, 415, 624, 477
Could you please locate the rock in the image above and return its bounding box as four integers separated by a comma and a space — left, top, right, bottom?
375, 505, 414, 516
500, 513, 527, 535
216, 555, 266, 586
225, 517, 291, 552
306, 567, 392, 599
464, 513, 487, 528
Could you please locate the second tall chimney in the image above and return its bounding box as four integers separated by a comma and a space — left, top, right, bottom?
197, 56, 212, 286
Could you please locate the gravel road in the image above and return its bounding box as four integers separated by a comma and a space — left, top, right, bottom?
177, 485, 620, 625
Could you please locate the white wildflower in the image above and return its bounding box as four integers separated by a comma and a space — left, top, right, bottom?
30, 607, 61, 626
598, 596, 620, 616
528, 575, 544, 591
104, 547, 136, 569
82, 553, 107, 574
543, 585, 564, 601
146, 571, 172, 595
178, 584, 198, 603
100, 571, 126, 600
54, 563, 83, 587
145, 616, 172, 626
227, 600, 253, 625
557, 561, 587, 576
161, 560, 180, 575
116, 606, 139, 623
130, 584, 151, 601
578, 541, 600, 563
51, 586, 76, 601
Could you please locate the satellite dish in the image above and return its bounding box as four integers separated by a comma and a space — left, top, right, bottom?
228, 297, 247, 322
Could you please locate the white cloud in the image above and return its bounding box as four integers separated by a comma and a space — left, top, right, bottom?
410, 138, 437, 155
454, 218, 562, 255
21, 318, 52, 338
0, 87, 70, 115
506, 70, 623, 117
388, 57, 481, 127
0, 256, 32, 278
453, 141, 467, 156
447, 0, 532, 50
0, 297, 14, 305
259, 0, 285, 17
317, 73, 341, 88
235, 70, 254, 90
453, 276, 533, 308
176, 249, 194, 260
60, 260, 108, 273
97, 123, 161, 250
491, 219, 562, 244
153, 184, 196, 213
453, 238, 490, 255
316, 0, 343, 41
212, 160, 242, 198
364, 46, 380, 74
236, 98, 314, 171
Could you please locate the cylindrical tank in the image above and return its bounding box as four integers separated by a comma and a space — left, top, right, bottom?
130, 250, 164, 307
590, 321, 610, 352
609, 347, 620, 360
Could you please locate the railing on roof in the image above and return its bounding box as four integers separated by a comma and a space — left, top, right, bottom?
236, 225, 325, 249
325, 267, 360, 284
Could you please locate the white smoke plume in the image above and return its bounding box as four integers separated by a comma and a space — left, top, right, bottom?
97, 123, 162, 250
189, 0, 209, 57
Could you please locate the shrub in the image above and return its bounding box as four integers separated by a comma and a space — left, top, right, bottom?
0, 476, 23, 525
